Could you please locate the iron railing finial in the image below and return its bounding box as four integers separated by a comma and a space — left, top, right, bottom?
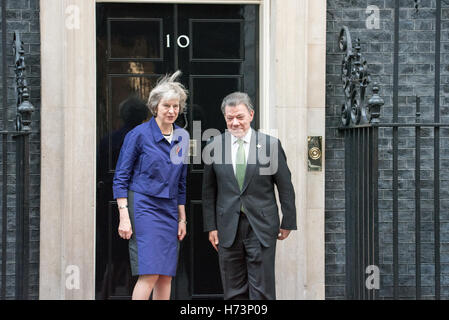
13, 31, 34, 132
339, 26, 384, 126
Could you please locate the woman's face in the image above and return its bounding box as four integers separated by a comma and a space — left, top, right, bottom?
155, 98, 180, 127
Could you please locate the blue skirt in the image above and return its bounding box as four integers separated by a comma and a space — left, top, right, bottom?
128, 190, 179, 276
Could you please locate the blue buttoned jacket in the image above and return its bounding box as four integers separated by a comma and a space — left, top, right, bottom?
113, 117, 189, 205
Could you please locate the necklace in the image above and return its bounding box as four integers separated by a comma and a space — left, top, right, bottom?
161, 126, 173, 136
163, 128, 173, 143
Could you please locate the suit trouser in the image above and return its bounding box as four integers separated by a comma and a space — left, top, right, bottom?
217, 213, 276, 300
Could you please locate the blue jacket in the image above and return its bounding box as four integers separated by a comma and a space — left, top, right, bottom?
113, 117, 189, 204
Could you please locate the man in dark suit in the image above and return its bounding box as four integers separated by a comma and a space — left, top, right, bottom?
202, 92, 297, 300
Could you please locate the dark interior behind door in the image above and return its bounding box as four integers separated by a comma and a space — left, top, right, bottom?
96, 3, 258, 300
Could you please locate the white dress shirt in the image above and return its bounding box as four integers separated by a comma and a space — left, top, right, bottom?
231, 128, 252, 175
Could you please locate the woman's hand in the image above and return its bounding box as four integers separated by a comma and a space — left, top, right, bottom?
118, 217, 133, 240
178, 221, 187, 241
116, 198, 132, 239
177, 205, 187, 241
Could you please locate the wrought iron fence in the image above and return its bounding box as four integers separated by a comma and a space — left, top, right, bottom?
338, 25, 383, 299
0, 31, 35, 299
339, 0, 449, 300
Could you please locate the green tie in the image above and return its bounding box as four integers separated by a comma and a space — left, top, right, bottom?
236, 139, 246, 213
236, 139, 246, 190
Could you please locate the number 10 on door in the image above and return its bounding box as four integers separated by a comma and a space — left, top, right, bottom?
166, 34, 190, 48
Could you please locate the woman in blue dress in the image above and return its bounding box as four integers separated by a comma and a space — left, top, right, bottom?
113, 71, 189, 300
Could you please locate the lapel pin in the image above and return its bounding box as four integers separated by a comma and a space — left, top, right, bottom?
256, 144, 262, 149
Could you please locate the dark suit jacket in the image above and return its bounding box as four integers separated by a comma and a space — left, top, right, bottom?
202, 129, 297, 248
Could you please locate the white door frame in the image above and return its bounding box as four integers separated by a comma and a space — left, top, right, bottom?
39, 0, 269, 300
39, 0, 326, 300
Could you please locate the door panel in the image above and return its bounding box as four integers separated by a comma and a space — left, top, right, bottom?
189, 76, 242, 173
108, 19, 163, 60
96, 3, 258, 300
190, 20, 243, 60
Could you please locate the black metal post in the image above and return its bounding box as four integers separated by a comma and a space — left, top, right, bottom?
355, 128, 361, 299
415, 96, 421, 299
344, 130, 354, 299
15, 137, 25, 298
434, 0, 441, 300
11, 31, 34, 300
372, 126, 379, 300
1, 133, 6, 299
363, 127, 369, 299
13, 133, 30, 299
392, 0, 400, 299
1, 0, 8, 300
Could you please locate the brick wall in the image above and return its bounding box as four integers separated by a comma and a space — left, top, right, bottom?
326, 0, 449, 299
0, 0, 40, 299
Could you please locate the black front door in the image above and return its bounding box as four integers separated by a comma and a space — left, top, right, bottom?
96, 3, 259, 300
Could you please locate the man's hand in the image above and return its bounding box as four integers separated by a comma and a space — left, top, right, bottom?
277, 229, 291, 240
209, 230, 219, 251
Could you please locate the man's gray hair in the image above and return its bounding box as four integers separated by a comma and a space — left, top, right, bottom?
221, 92, 254, 115
147, 70, 188, 116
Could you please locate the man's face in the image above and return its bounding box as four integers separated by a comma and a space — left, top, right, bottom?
224, 103, 254, 138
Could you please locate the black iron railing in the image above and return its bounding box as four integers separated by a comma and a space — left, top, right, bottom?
341, 125, 379, 300
338, 25, 383, 299
339, 0, 447, 300
0, 31, 34, 299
